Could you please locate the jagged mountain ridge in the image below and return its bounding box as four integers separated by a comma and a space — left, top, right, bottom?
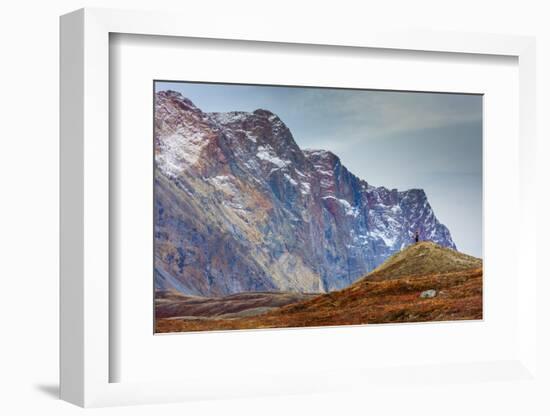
154, 90, 456, 296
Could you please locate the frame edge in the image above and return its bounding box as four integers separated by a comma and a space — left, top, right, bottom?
60, 8, 85, 407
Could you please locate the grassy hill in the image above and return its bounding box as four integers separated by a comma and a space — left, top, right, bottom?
366, 241, 481, 281
155, 242, 483, 333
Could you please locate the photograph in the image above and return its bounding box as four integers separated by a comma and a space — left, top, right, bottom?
153, 81, 483, 333
1, 0, 543, 412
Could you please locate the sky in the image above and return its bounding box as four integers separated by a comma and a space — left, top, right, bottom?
155, 81, 483, 257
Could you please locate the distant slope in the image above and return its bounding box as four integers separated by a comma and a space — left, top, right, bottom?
155, 290, 317, 320
156, 242, 483, 332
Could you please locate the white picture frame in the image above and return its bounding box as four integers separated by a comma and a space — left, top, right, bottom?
60, 7, 538, 408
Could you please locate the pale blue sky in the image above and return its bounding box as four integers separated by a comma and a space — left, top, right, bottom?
156, 81, 482, 257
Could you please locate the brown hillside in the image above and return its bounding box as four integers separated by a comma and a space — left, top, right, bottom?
155, 242, 483, 333
365, 241, 481, 281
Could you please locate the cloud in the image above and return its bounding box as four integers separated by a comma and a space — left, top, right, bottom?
285, 88, 481, 141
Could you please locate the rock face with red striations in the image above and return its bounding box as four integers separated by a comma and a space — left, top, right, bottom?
154, 90, 456, 296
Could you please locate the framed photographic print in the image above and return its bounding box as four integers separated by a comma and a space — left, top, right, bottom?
60, 8, 538, 408
152, 81, 483, 334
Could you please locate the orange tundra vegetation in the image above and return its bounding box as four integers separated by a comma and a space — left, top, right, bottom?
155, 242, 482, 333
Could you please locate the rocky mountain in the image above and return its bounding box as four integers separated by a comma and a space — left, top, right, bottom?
154, 90, 456, 297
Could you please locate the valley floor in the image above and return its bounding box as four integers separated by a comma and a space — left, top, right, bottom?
155, 267, 482, 333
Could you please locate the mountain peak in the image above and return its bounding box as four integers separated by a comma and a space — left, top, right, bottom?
156, 90, 200, 112
209, 111, 252, 126
253, 108, 277, 119
159, 89, 184, 99
303, 148, 338, 159
209, 109, 283, 127
303, 148, 341, 171
402, 188, 427, 198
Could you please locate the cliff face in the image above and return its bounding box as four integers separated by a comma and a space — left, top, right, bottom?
154, 90, 456, 296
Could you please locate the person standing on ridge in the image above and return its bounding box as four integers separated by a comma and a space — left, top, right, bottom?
414, 230, 420, 244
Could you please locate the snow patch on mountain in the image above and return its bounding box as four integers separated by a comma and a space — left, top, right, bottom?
210, 111, 251, 125
284, 173, 298, 186
322, 196, 360, 217
256, 145, 291, 168
156, 130, 208, 175
207, 175, 238, 195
